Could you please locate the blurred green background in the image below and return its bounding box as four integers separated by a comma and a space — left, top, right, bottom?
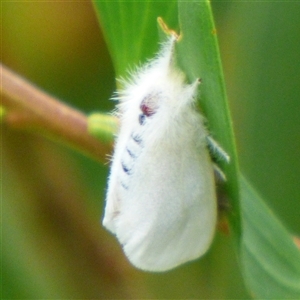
2, 1, 300, 298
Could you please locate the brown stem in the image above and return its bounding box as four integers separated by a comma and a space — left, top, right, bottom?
1, 63, 112, 162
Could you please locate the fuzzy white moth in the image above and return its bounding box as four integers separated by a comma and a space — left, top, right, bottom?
103, 35, 218, 272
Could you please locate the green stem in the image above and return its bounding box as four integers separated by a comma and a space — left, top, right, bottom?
1, 63, 111, 162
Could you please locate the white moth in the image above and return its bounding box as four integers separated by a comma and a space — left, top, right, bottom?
103, 35, 221, 272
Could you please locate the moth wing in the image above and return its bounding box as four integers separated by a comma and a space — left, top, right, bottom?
103, 112, 141, 233
114, 120, 217, 272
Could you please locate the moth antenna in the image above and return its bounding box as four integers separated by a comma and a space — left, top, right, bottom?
157, 17, 179, 40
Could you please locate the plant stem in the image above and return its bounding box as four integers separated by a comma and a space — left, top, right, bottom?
1, 63, 112, 163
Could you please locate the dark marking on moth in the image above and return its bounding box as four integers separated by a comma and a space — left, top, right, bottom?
120, 181, 129, 190
131, 133, 143, 145
139, 114, 146, 125
126, 147, 136, 158
112, 208, 120, 218
121, 161, 132, 175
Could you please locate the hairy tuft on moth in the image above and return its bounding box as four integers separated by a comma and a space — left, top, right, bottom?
102, 32, 228, 272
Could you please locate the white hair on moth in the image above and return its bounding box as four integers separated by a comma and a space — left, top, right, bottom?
102, 34, 227, 272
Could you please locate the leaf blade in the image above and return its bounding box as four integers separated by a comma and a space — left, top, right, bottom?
241, 176, 300, 298
93, 1, 178, 76
177, 0, 241, 240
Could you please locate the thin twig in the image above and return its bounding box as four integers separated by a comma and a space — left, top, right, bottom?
1, 63, 112, 163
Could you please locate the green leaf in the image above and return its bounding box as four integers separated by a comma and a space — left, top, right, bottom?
176, 1, 240, 241
93, 1, 178, 77
93, 1, 240, 240
241, 176, 300, 298
92, 1, 300, 298
93, 0, 241, 256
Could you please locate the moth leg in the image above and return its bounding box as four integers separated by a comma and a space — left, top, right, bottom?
213, 164, 230, 223
208, 137, 231, 214
213, 163, 227, 183
206, 135, 230, 163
